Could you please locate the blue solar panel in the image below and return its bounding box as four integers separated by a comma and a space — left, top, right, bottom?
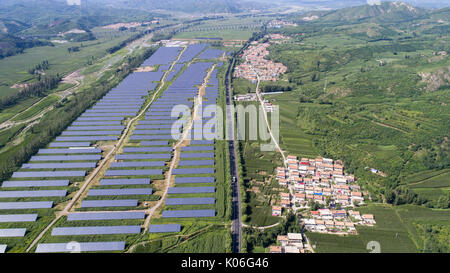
190, 140, 214, 145
181, 146, 214, 151
136, 125, 173, 129
162, 210, 215, 218
51, 226, 141, 236
100, 178, 150, 186
81, 200, 137, 208
0, 228, 26, 237
38, 148, 101, 154
177, 160, 214, 166
67, 126, 125, 131
130, 135, 176, 141
62, 131, 122, 136
140, 141, 169, 146
165, 197, 215, 205
0, 201, 53, 209
115, 154, 171, 160
175, 177, 215, 184
105, 169, 162, 176
133, 130, 174, 135
88, 188, 153, 196
168, 187, 215, 194
55, 136, 118, 141
67, 212, 145, 221
35, 241, 126, 253
49, 142, 91, 147
172, 168, 215, 174
30, 155, 101, 161
12, 171, 86, 178
0, 214, 38, 222
148, 224, 181, 233
141, 47, 182, 66
122, 147, 172, 153
0, 190, 67, 198
2, 180, 69, 188
179, 153, 214, 159
72, 122, 121, 126
76, 117, 124, 121
22, 162, 96, 169
110, 161, 164, 168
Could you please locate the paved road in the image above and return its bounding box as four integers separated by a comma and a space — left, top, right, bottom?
225, 58, 242, 253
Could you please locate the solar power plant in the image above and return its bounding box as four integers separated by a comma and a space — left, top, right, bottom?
88, 188, 153, 196
0, 201, 53, 209
141, 47, 182, 66
0, 190, 67, 198
67, 212, 145, 221
197, 49, 223, 59
111, 72, 164, 92
35, 241, 126, 253
181, 146, 214, 151
122, 147, 172, 153
162, 210, 215, 218
177, 160, 214, 166
62, 131, 122, 136
49, 142, 91, 147
0, 245, 6, 253
0, 228, 26, 237
148, 224, 181, 233
139, 140, 169, 146
37, 148, 101, 154
129, 135, 175, 141
1, 180, 69, 188
165, 197, 215, 205
190, 140, 214, 145
158, 64, 170, 71
180, 153, 215, 159
22, 162, 97, 169
115, 154, 171, 160
51, 226, 141, 236
56, 136, 118, 141
105, 169, 162, 176
72, 120, 124, 125
168, 187, 215, 194
81, 199, 138, 208
76, 117, 124, 121
166, 64, 184, 81
175, 177, 215, 184
0, 214, 38, 222
30, 155, 101, 161
110, 161, 165, 168
100, 178, 150, 186
172, 168, 215, 175
92, 106, 141, 109
67, 126, 125, 131
178, 44, 208, 63
132, 130, 174, 135
12, 171, 86, 178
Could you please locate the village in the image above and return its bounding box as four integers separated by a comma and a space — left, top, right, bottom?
269, 155, 376, 253
233, 35, 288, 83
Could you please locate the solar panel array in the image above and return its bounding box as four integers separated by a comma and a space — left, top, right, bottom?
67, 212, 145, 221
51, 226, 141, 236
197, 49, 224, 60
162, 210, 215, 218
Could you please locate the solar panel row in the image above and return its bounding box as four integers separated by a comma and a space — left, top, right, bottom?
35, 241, 126, 253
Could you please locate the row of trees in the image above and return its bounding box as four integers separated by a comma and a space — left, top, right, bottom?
27, 60, 50, 75
0, 74, 61, 110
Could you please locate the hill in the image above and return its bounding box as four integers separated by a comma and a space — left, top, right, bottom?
299, 1, 427, 23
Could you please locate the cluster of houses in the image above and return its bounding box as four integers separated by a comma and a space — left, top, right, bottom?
233, 40, 287, 83
269, 233, 304, 253
303, 209, 375, 234
271, 155, 376, 235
